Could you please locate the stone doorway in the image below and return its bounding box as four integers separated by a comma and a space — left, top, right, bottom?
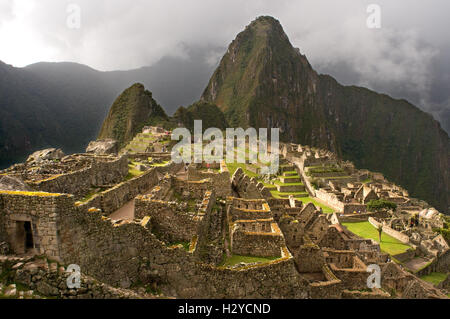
14, 220, 35, 254
24, 221, 34, 250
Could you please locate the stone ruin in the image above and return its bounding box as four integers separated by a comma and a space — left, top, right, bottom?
85, 139, 119, 155
0, 139, 448, 299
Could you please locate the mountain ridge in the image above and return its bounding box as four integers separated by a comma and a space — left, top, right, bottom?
201, 16, 450, 213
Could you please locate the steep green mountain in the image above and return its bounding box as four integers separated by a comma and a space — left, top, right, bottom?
0, 50, 217, 168
173, 101, 229, 132
98, 83, 169, 147
201, 16, 450, 213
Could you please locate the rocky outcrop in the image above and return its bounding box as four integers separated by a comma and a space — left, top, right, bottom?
86, 139, 118, 155
26, 148, 65, 165
0, 256, 143, 299
0, 175, 30, 191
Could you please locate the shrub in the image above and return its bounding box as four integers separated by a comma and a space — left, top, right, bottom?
367, 199, 397, 212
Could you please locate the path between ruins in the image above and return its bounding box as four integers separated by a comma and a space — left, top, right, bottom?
109, 166, 188, 221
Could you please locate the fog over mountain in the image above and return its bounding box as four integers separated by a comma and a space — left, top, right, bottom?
1, 0, 449, 132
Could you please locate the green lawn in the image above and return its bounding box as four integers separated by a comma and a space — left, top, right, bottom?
420, 272, 448, 286
301, 197, 334, 214
342, 221, 411, 256
221, 255, 278, 267
150, 161, 170, 167
125, 164, 145, 180
274, 180, 304, 186
262, 182, 277, 189
225, 162, 260, 178
270, 190, 309, 198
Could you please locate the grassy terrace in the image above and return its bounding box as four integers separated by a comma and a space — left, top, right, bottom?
225, 162, 260, 178
150, 160, 170, 167
420, 272, 448, 286
225, 160, 335, 213
301, 197, 334, 214
270, 190, 309, 198
273, 180, 303, 186
220, 254, 278, 267
125, 162, 145, 180
342, 221, 411, 256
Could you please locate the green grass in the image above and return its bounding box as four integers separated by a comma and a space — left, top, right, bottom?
420, 272, 448, 286
80, 188, 100, 202
150, 161, 170, 167
125, 164, 145, 180
282, 175, 301, 179
221, 255, 278, 267
168, 241, 190, 251
225, 162, 260, 178
301, 197, 334, 214
270, 190, 309, 198
274, 180, 304, 186
261, 182, 277, 189
342, 221, 411, 256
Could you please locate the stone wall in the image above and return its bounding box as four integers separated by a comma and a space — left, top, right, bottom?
231, 228, 284, 258
134, 197, 200, 243
343, 203, 367, 214
77, 162, 183, 215
194, 198, 225, 265
172, 178, 212, 199
55, 201, 310, 298
308, 265, 343, 299
187, 166, 232, 198
415, 250, 450, 277
0, 190, 73, 259
0, 256, 141, 299
128, 152, 171, 162
295, 241, 325, 273
338, 210, 390, 223
288, 156, 316, 197
228, 206, 272, 222
327, 260, 368, 290
314, 189, 345, 212
27, 155, 128, 197
231, 168, 268, 199
368, 217, 409, 244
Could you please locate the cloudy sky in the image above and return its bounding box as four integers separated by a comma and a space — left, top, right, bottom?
0, 0, 449, 132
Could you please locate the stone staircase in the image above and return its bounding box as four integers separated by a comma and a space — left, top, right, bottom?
271, 169, 307, 196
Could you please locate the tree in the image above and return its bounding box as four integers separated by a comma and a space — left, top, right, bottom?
377, 224, 383, 242
367, 199, 397, 212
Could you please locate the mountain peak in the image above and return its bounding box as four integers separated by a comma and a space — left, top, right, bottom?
201, 15, 314, 127
201, 17, 449, 213
98, 83, 168, 147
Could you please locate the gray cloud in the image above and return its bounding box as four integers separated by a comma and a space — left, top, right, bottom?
0, 0, 449, 132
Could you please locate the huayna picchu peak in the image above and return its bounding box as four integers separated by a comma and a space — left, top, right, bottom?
202, 15, 450, 214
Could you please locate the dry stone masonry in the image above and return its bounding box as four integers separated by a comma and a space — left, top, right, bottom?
0, 129, 448, 299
